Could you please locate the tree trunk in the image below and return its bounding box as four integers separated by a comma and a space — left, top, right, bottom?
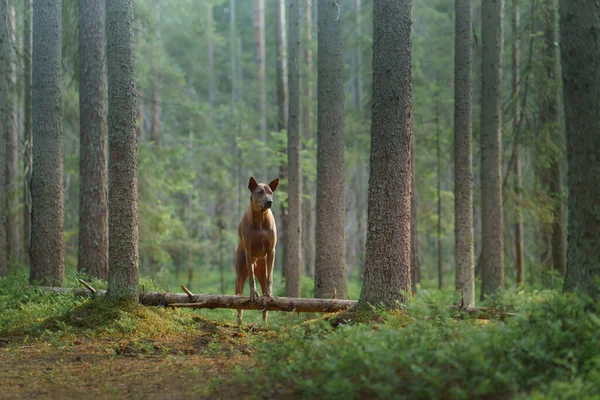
6, 4, 19, 263
136, 88, 144, 139
559, 0, 600, 298
0, 0, 7, 276
436, 101, 443, 290
285, 0, 302, 297
22, 0, 32, 267
480, 0, 505, 299
410, 119, 420, 291
542, 0, 566, 276
207, 1, 215, 115
314, 0, 347, 300
353, 0, 363, 112
302, 0, 315, 278
150, 89, 160, 144
355, 0, 412, 313
78, 0, 108, 280
106, 0, 139, 300
253, 0, 267, 175
30, 0, 65, 286
512, 0, 524, 287
454, 0, 475, 306
275, 0, 288, 279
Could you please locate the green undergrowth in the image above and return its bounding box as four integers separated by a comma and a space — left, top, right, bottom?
237, 289, 600, 400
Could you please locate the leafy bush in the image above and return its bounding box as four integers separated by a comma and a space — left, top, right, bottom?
242, 291, 600, 399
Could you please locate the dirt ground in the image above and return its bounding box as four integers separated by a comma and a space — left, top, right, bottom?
0, 327, 261, 399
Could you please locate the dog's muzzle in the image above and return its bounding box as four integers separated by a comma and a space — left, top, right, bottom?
265, 200, 273, 209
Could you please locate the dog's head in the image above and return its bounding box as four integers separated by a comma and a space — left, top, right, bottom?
248, 177, 279, 211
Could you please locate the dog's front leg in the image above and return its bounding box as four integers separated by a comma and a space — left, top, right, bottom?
265, 249, 275, 297
245, 249, 260, 302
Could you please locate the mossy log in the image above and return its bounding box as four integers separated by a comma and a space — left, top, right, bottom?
32, 283, 518, 319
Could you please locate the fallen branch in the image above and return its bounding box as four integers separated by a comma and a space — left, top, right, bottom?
29, 286, 518, 319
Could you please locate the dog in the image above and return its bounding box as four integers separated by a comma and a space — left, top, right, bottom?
235, 176, 279, 325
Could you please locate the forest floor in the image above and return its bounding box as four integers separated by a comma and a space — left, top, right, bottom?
0, 318, 268, 399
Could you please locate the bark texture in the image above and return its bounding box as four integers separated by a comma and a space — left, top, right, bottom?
480, 0, 504, 299
410, 120, 420, 291
355, 0, 412, 312
454, 0, 475, 306
541, 0, 566, 275
78, 0, 108, 280
512, 0, 524, 287
106, 0, 139, 300
284, 0, 302, 297
23, 0, 33, 266
6, 4, 19, 262
314, 0, 347, 300
275, 0, 288, 279
559, 0, 600, 298
0, 0, 7, 276
30, 0, 65, 286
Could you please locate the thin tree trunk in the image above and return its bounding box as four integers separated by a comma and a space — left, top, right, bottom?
454, 0, 475, 306
6, 4, 19, 263
314, 0, 347, 300
285, 0, 302, 297
136, 88, 144, 139
353, 0, 363, 112
106, 0, 139, 300
207, 1, 215, 115
253, 0, 266, 172
410, 118, 420, 291
355, 0, 412, 313
356, 155, 366, 278
512, 0, 524, 287
275, 0, 288, 280
22, 0, 32, 267
30, 0, 65, 286
480, 0, 505, 299
78, 0, 108, 280
559, 0, 600, 299
302, 0, 315, 278
0, 0, 8, 276
436, 101, 443, 290
150, 89, 160, 144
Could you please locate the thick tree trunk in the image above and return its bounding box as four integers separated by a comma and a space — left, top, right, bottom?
0, 0, 7, 276
512, 0, 524, 287
285, 0, 302, 297
355, 0, 412, 312
30, 0, 65, 286
78, 0, 108, 280
22, 0, 32, 267
275, 0, 288, 279
454, 0, 475, 306
480, 0, 505, 299
314, 0, 347, 300
106, 0, 139, 300
559, 0, 600, 298
302, 0, 315, 279
6, 4, 19, 263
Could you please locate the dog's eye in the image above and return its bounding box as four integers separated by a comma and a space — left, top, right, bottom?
257, 190, 263, 195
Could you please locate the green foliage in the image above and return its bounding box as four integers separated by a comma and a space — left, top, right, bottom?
239, 291, 600, 399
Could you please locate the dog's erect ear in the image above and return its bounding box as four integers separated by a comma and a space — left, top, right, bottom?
248, 177, 258, 192
268, 178, 279, 192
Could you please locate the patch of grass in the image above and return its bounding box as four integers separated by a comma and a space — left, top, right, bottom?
239, 290, 600, 399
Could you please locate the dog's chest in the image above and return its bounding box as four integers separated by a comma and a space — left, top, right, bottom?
250, 229, 272, 257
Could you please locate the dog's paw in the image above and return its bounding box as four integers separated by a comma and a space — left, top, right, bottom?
249, 289, 260, 302
264, 290, 274, 298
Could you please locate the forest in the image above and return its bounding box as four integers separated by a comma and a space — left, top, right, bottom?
0, 0, 599, 398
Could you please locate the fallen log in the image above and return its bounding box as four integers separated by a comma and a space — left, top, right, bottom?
29, 284, 518, 319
